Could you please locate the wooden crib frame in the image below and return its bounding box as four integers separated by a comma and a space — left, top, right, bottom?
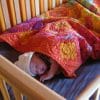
0, 0, 100, 100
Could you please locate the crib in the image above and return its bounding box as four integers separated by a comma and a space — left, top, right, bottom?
0, 0, 100, 100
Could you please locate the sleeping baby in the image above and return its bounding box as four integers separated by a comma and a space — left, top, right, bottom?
15, 52, 61, 82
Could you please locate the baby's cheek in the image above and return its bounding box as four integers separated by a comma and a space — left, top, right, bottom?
30, 64, 37, 75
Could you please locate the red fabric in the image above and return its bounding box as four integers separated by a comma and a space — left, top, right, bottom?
94, 0, 100, 6
0, 18, 99, 77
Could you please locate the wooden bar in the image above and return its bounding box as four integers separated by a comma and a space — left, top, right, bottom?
13, 0, 21, 24
0, 1, 6, 31
35, 0, 40, 16
48, 0, 52, 10
25, 0, 31, 20
94, 88, 100, 100
77, 75, 100, 100
19, 0, 27, 22
13, 87, 23, 100
0, 74, 23, 100
39, 0, 44, 14
0, 78, 10, 100
6, 0, 17, 26
30, 0, 36, 17
56, 0, 60, 6
0, 55, 65, 100
1, 0, 11, 29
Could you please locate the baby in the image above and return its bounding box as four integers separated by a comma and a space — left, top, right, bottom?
15, 52, 60, 82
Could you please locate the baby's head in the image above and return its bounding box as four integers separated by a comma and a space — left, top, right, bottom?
29, 54, 48, 76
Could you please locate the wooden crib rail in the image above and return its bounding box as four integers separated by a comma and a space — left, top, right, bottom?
0, 0, 66, 32
0, 55, 65, 100
0, 78, 10, 100
77, 75, 100, 100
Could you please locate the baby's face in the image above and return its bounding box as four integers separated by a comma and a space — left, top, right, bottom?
30, 55, 47, 75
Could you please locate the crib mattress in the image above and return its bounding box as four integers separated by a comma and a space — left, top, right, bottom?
0, 42, 100, 100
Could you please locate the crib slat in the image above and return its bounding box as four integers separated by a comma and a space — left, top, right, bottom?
6, 0, 17, 26
56, 0, 60, 6
0, 74, 23, 100
30, 0, 36, 17
44, 0, 48, 12
19, 0, 27, 22
13, 0, 21, 24
1, 0, 11, 29
39, 0, 44, 14
0, 78, 10, 100
13, 87, 23, 100
0, 1, 6, 32
48, 0, 52, 10
25, 0, 31, 20
77, 75, 100, 100
94, 88, 100, 100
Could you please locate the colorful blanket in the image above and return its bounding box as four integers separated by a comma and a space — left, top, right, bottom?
0, 1, 100, 77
